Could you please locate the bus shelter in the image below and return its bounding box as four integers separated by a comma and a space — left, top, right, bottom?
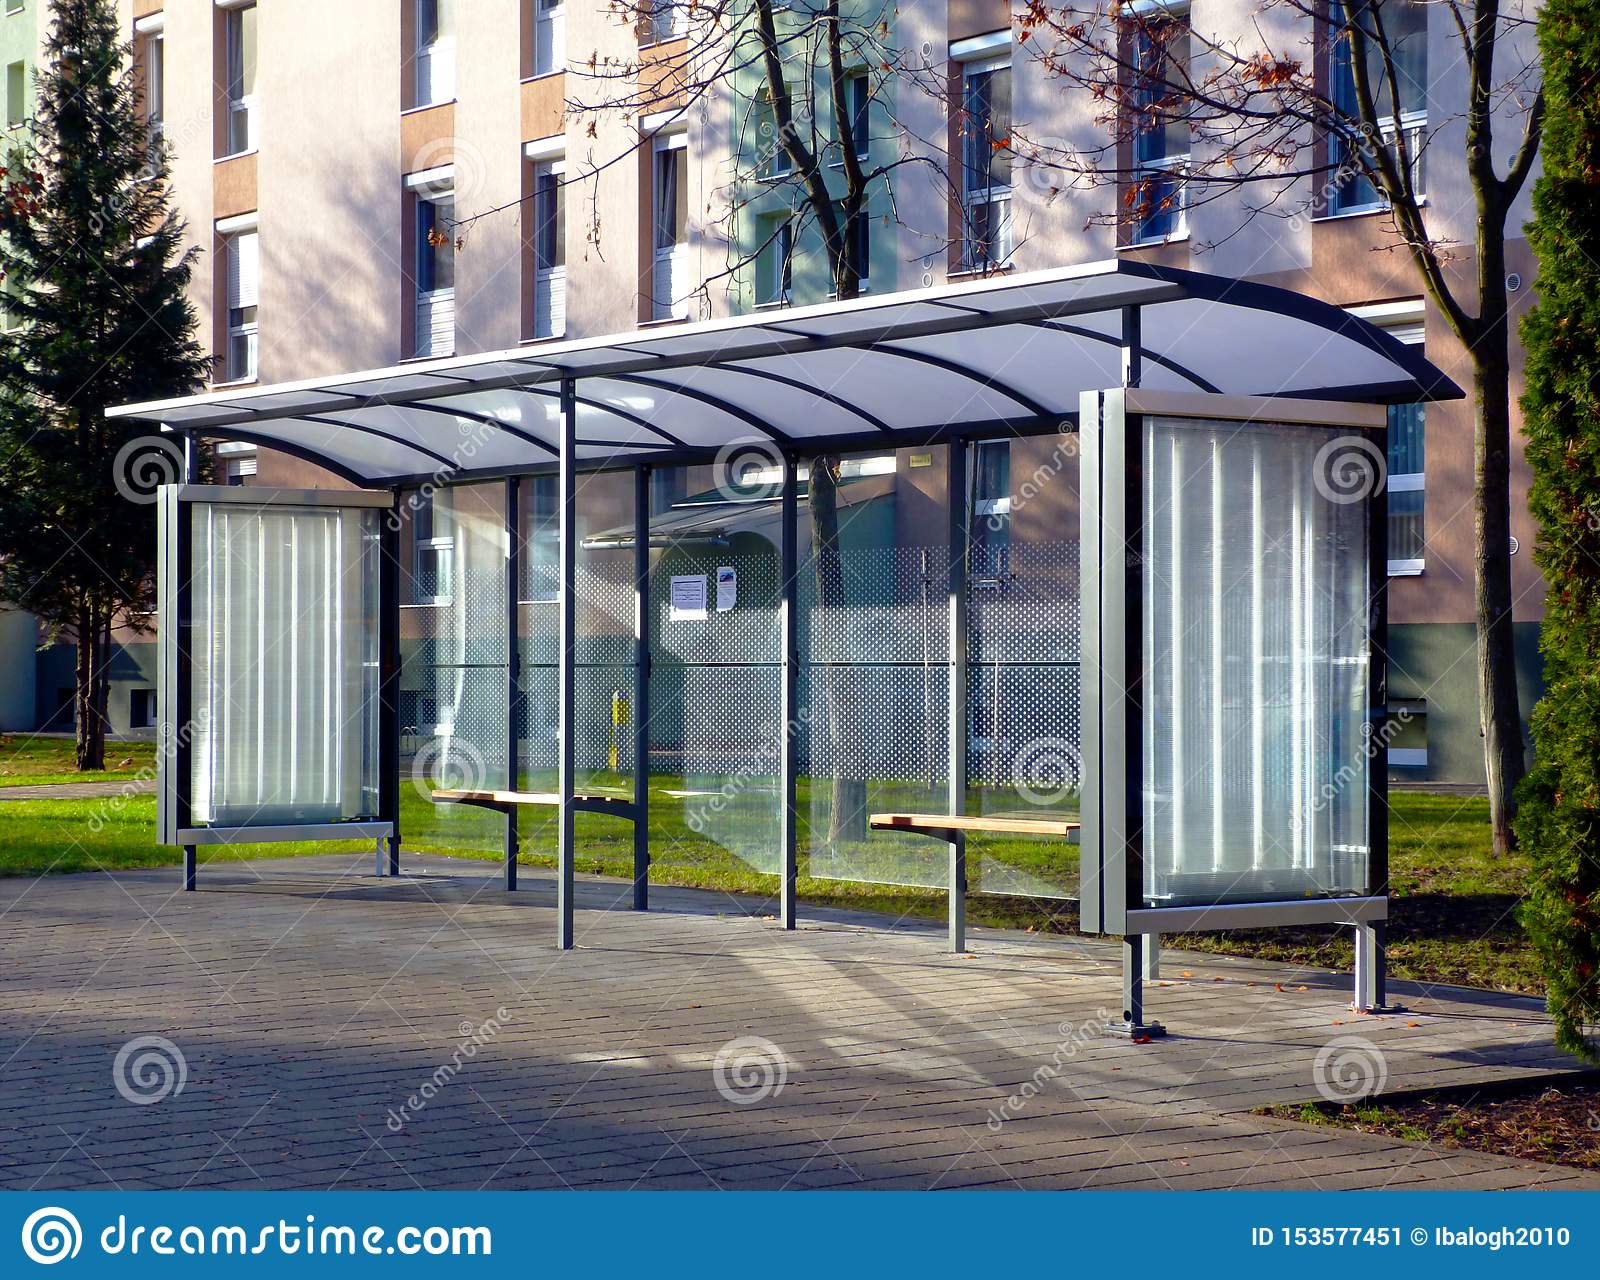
112, 260, 1457, 1035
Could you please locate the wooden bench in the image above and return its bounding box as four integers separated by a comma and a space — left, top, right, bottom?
432, 789, 640, 891
869, 812, 1079, 953
433, 788, 636, 819
869, 813, 1080, 840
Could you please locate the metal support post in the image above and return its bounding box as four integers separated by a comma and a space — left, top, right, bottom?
779, 452, 800, 929
504, 476, 522, 892
632, 465, 652, 911
947, 440, 969, 953
556, 380, 578, 949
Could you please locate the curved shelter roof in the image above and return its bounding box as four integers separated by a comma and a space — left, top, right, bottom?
110, 260, 1459, 488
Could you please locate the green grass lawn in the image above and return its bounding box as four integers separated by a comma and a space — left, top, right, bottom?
0, 735, 158, 787
0, 743, 1539, 994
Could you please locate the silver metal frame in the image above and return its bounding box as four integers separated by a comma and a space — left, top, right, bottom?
1077, 387, 1392, 1030
157, 484, 401, 891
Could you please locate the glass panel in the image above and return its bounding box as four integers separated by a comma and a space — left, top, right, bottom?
400, 483, 510, 855
803, 449, 951, 889
189, 503, 382, 827
1387, 401, 1424, 475
649, 463, 782, 881
1389, 487, 1424, 561
1142, 417, 1371, 907
966, 433, 1081, 899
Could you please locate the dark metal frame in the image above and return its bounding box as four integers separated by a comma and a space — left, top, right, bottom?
1076, 388, 1392, 1032
156, 485, 400, 890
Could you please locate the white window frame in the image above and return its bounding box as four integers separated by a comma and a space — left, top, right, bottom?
220, 0, 258, 158
1126, 8, 1191, 246
954, 47, 1013, 272
530, 151, 566, 339
407, 168, 456, 358
758, 91, 792, 181
142, 26, 165, 142
756, 218, 793, 309
410, 490, 455, 607
650, 127, 689, 321
413, 0, 456, 107
4, 59, 22, 131
218, 214, 259, 384
646, 0, 688, 44
532, 0, 565, 78
830, 71, 871, 167
1351, 300, 1427, 575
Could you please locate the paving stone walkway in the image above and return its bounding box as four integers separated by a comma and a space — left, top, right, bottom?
0, 778, 156, 802
0, 852, 1593, 1191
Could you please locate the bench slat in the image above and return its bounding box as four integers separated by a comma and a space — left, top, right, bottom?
433, 789, 631, 807
869, 812, 1079, 838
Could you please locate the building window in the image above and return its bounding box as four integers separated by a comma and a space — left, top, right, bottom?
129, 688, 158, 730
221, 225, 259, 382
223, 2, 258, 156
225, 455, 257, 485
651, 130, 688, 321
958, 54, 1012, 270
840, 72, 870, 162
1327, 0, 1428, 215
531, 157, 566, 338
1351, 301, 1426, 573
140, 26, 165, 143
524, 474, 559, 602
647, 0, 687, 43
756, 217, 793, 308
532, 0, 564, 77
412, 180, 456, 357
828, 205, 870, 295
757, 90, 792, 180
414, 0, 455, 107
1127, 13, 1190, 244
972, 438, 1011, 580
411, 490, 454, 603
5, 60, 23, 129
4, 0, 24, 16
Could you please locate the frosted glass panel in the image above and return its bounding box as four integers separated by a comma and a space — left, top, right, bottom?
1142, 417, 1370, 906
189, 503, 382, 827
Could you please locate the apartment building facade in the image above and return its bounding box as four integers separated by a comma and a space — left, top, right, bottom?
0, 0, 1544, 787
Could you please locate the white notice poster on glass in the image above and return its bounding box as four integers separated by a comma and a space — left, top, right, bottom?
670, 574, 708, 621
715, 566, 736, 611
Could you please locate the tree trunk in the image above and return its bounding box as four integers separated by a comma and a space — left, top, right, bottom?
809, 458, 868, 844
73, 602, 108, 772
1471, 345, 1526, 854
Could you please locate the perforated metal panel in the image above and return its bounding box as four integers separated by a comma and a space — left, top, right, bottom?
400, 482, 511, 854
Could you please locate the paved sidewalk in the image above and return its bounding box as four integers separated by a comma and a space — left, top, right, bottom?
0, 778, 155, 802
0, 852, 1592, 1191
